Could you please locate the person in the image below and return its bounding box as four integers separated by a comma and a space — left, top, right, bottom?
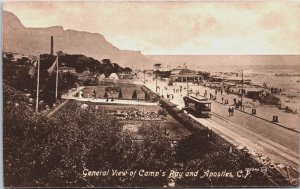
231, 107, 234, 116
228, 107, 231, 116
93, 90, 96, 99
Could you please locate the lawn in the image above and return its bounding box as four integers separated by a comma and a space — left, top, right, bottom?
82, 82, 146, 100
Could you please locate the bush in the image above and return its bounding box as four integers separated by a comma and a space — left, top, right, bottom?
118, 90, 123, 98
158, 108, 168, 117
132, 90, 137, 99
3, 85, 174, 187
104, 91, 108, 98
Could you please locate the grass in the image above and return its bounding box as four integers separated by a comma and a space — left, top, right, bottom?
82, 82, 145, 100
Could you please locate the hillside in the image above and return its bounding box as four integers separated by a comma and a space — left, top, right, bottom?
3, 11, 154, 68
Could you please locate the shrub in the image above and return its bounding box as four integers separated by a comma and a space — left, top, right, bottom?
132, 90, 137, 99
104, 91, 108, 98
118, 90, 123, 98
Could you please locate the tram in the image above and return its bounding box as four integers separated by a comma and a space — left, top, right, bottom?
183, 96, 211, 118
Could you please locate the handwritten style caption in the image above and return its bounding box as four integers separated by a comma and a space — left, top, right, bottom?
82, 167, 267, 179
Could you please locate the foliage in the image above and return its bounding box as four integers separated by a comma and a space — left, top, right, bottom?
105, 85, 121, 92
3, 54, 77, 107
132, 90, 137, 99
3, 86, 174, 187
118, 90, 123, 98
3, 84, 288, 187
104, 91, 108, 98
158, 108, 168, 117
153, 63, 161, 70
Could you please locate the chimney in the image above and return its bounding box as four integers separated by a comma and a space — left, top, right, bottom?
50, 36, 54, 55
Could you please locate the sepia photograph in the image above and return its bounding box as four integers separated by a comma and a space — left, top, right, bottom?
2, 0, 300, 187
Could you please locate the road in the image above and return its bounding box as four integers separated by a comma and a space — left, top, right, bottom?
190, 109, 299, 169
142, 79, 299, 171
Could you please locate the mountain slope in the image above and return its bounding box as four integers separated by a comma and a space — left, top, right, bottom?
3, 11, 154, 68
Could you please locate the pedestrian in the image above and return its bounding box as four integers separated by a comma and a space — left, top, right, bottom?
93, 90, 96, 99
232, 107, 234, 116
228, 107, 231, 116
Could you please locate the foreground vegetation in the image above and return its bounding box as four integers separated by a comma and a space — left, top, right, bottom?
3, 52, 290, 187
4, 83, 290, 187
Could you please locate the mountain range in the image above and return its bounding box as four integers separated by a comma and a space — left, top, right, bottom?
3, 11, 154, 69
3, 10, 299, 71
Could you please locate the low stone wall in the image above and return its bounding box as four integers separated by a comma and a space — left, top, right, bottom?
141, 85, 159, 102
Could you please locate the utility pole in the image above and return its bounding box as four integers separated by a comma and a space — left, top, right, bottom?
55, 53, 59, 100
186, 77, 189, 97
35, 54, 40, 113
143, 65, 145, 84
241, 69, 244, 107
156, 73, 158, 93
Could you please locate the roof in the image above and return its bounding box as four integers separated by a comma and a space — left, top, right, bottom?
170, 74, 202, 77
244, 87, 264, 92
185, 96, 211, 104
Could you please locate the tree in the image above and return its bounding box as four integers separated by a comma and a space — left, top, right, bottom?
104, 91, 108, 98
123, 67, 132, 74
118, 90, 123, 99
132, 90, 137, 99
153, 63, 161, 71
75, 56, 88, 73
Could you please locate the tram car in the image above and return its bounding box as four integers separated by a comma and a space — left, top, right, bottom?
183, 96, 211, 118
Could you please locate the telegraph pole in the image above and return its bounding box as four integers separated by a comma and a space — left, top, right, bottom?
156, 73, 158, 93
55, 53, 59, 100
143, 66, 145, 84
236, 69, 244, 108
186, 77, 189, 97
241, 69, 244, 107
35, 54, 40, 113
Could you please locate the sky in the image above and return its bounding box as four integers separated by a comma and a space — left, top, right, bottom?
3, 1, 300, 55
